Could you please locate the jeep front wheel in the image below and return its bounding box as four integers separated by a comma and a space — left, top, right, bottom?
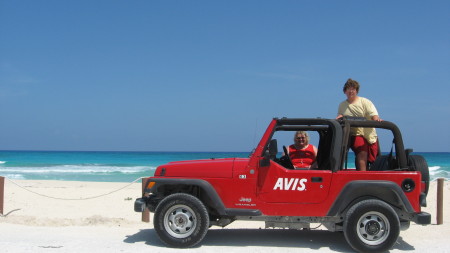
154, 193, 209, 248
343, 199, 400, 253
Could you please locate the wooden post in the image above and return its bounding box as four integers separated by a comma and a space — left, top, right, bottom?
0, 176, 4, 215
437, 178, 444, 225
141, 177, 150, 223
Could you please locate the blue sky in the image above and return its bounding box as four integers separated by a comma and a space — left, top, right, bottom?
1, 0, 449, 152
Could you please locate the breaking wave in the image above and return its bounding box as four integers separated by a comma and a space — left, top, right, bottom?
0, 164, 153, 174
429, 166, 449, 181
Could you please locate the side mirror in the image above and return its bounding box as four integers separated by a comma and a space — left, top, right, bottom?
268, 139, 278, 158
261, 139, 278, 167
259, 139, 278, 167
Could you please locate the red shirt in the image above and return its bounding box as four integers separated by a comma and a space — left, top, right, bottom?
289, 144, 316, 168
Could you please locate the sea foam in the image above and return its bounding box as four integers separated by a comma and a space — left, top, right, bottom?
0, 165, 155, 174
429, 166, 449, 181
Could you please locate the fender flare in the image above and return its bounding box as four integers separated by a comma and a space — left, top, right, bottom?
327, 180, 414, 216
146, 178, 261, 216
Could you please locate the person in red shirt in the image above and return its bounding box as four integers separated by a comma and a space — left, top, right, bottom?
287, 131, 318, 169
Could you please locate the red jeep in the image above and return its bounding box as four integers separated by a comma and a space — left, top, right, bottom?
134, 117, 430, 252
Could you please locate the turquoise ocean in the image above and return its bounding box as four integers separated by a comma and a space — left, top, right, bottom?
0, 151, 448, 183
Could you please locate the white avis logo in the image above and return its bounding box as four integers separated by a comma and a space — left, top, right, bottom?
273, 178, 307, 191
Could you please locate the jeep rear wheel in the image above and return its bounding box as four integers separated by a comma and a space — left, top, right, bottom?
154, 193, 209, 248
344, 199, 400, 253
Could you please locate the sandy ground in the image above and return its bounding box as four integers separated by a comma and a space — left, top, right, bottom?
0, 179, 449, 253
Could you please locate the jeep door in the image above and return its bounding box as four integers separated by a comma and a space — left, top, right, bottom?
257, 160, 332, 204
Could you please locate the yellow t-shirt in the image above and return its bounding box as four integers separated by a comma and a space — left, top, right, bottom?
338, 97, 379, 144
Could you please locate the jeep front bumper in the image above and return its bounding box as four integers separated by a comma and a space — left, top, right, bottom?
134, 195, 161, 213
134, 198, 147, 212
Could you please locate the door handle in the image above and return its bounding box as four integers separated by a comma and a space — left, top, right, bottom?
311, 177, 323, 183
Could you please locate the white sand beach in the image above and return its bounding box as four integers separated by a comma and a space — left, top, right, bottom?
1, 179, 449, 252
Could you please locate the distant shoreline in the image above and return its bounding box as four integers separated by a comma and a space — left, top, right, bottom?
1, 151, 449, 182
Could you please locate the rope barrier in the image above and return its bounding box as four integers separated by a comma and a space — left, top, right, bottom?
4, 177, 143, 201
1, 208, 21, 217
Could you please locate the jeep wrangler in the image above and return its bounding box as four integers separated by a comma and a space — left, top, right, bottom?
134, 117, 431, 252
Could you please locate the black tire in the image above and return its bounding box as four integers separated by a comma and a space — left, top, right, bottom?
154, 193, 209, 248
343, 199, 400, 253
408, 155, 430, 195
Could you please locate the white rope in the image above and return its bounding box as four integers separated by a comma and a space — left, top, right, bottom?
5, 177, 143, 201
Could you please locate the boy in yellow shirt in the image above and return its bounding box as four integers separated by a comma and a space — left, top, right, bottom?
337, 78, 382, 171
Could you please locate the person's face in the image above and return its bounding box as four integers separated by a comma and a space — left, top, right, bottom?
295, 134, 307, 147
344, 87, 358, 100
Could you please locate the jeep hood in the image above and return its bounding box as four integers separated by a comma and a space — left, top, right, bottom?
154, 158, 248, 178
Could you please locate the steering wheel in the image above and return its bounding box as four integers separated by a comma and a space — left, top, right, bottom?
281, 145, 295, 170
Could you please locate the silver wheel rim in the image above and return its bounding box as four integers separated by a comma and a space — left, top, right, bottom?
356, 211, 390, 245
163, 204, 197, 238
